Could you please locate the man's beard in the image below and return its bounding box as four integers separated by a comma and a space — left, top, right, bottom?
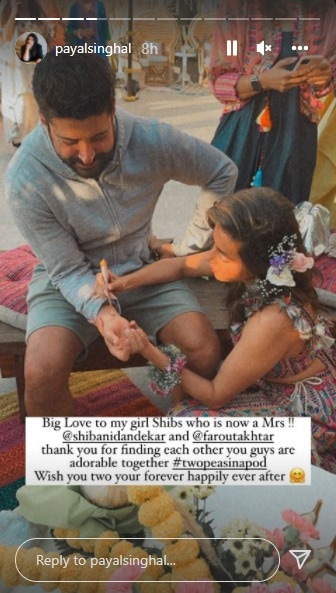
60, 149, 115, 179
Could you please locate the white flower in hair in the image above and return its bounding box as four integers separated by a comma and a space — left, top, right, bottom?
266, 265, 295, 287
264, 234, 314, 289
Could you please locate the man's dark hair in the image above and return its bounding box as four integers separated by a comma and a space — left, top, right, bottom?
32, 52, 115, 121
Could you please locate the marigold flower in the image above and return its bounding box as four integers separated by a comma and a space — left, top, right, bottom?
110, 540, 134, 558
94, 530, 120, 557
163, 538, 199, 566
171, 557, 212, 581
127, 486, 163, 504
140, 561, 165, 580
18, 547, 45, 584
138, 491, 176, 526
158, 572, 174, 593
78, 539, 95, 553
66, 538, 83, 550
129, 547, 149, 561
151, 510, 185, 541
58, 555, 83, 593
0, 546, 21, 587
38, 551, 64, 591
53, 527, 74, 540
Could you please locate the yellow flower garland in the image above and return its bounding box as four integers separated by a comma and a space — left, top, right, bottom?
0, 486, 220, 593
127, 486, 219, 592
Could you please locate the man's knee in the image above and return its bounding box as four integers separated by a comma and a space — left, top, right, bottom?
186, 324, 221, 377
158, 312, 221, 377
24, 327, 83, 390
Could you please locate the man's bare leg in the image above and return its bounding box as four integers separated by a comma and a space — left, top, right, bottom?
157, 312, 221, 403
24, 326, 84, 416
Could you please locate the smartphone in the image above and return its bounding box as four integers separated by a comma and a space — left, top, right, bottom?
294, 54, 324, 71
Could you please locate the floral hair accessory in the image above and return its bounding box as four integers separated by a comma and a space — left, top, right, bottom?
266, 234, 314, 288
148, 343, 187, 397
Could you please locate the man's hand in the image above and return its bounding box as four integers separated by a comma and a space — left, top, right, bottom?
157, 243, 176, 259
149, 235, 175, 259
92, 306, 134, 361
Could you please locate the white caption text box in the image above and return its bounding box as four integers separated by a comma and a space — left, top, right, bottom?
26, 416, 311, 486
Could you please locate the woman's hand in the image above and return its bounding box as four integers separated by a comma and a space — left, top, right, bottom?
306, 58, 332, 88
94, 270, 123, 299
124, 321, 152, 356
259, 57, 316, 92
92, 305, 144, 361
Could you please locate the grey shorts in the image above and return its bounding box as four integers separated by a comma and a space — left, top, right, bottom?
26, 264, 204, 356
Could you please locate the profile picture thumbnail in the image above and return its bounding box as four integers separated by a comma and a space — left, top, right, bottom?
15, 31, 47, 64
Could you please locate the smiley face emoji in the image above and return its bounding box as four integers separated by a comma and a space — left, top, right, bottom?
290, 467, 305, 483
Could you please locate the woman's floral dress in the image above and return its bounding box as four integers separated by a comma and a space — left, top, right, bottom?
169, 299, 336, 473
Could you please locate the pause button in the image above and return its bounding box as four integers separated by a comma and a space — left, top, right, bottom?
227, 40, 238, 56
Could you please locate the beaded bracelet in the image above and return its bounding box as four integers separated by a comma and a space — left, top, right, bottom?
148, 344, 187, 397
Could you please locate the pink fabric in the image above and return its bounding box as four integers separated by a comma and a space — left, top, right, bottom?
209, 0, 336, 121
314, 253, 336, 293
0, 245, 39, 314
0, 244, 335, 318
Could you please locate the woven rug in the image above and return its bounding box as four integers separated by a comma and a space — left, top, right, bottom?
0, 369, 162, 510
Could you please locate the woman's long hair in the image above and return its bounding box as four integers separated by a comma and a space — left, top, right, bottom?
207, 188, 320, 323
22, 33, 40, 61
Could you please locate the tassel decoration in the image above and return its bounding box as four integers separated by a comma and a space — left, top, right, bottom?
256, 102, 272, 132
251, 167, 263, 187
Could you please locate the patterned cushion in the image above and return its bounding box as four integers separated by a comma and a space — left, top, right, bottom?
0, 242, 335, 332
0, 245, 39, 330
314, 253, 336, 294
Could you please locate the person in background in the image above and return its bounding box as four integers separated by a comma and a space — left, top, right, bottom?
0, 0, 64, 145
67, 0, 111, 58
208, 0, 336, 205
309, 95, 336, 228
20, 33, 43, 63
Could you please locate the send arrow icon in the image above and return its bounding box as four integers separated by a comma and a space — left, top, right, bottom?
289, 550, 312, 569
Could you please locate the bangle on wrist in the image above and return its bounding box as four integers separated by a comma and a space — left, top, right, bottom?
148, 344, 187, 398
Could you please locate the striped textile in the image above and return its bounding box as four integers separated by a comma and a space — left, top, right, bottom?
0, 369, 162, 510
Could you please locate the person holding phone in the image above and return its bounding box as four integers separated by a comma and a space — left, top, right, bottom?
209, 0, 336, 205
